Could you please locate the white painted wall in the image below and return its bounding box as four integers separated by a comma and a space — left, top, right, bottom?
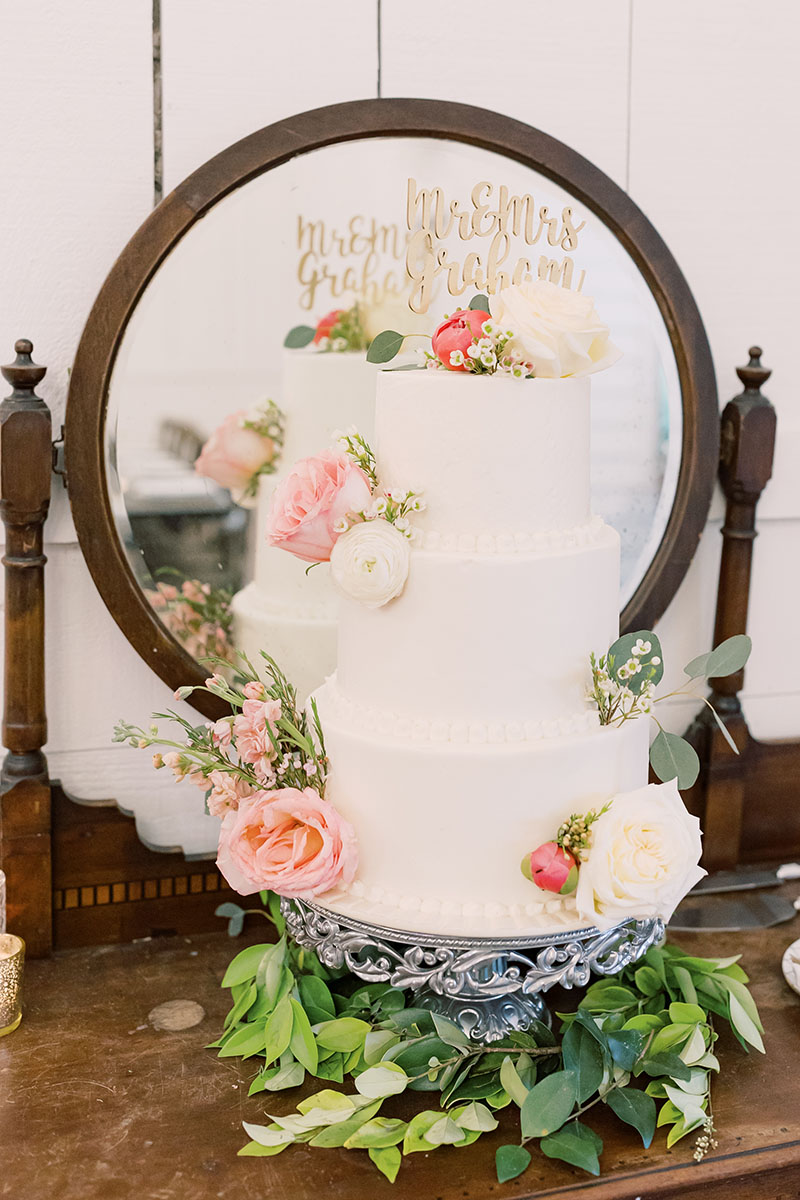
1, 0, 797, 855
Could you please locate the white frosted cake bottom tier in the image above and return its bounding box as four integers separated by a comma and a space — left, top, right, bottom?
313, 682, 651, 937
232, 582, 336, 704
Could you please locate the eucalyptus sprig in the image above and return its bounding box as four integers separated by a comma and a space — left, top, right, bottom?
214, 900, 763, 1184
589, 631, 752, 789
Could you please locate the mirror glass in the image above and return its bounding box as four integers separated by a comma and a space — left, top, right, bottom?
106, 136, 681, 698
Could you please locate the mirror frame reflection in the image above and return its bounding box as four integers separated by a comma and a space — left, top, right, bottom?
65, 98, 718, 721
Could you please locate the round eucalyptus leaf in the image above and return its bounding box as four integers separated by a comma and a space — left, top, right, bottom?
283, 324, 316, 348
649, 729, 700, 789
366, 329, 405, 362
607, 630, 664, 695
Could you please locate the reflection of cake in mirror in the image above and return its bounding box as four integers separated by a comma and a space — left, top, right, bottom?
226, 306, 378, 698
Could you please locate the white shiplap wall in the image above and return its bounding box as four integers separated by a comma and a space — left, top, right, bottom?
1, 0, 797, 855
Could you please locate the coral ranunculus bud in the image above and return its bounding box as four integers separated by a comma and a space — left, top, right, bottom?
431, 307, 490, 370
521, 842, 579, 895
314, 309, 345, 344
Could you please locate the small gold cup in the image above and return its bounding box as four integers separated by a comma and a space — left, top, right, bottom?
0, 933, 25, 1036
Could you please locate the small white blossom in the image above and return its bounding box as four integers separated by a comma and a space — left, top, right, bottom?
511, 365, 525, 378
304, 761, 317, 776
394, 516, 410, 532
477, 337, 493, 351
651, 656, 661, 666
466, 344, 481, 359
449, 349, 464, 366
481, 319, 496, 336
333, 517, 351, 534
317, 336, 330, 351
332, 337, 347, 352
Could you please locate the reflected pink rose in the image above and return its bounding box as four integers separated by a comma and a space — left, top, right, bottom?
265, 450, 372, 563
216, 787, 358, 898
195, 411, 275, 496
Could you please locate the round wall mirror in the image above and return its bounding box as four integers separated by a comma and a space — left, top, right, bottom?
66, 100, 718, 719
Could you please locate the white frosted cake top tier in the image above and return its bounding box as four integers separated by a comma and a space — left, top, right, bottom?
375, 370, 591, 536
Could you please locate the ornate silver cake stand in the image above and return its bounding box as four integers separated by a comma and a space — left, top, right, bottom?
282, 899, 664, 1043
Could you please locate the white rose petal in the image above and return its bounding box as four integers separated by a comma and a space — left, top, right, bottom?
330, 520, 411, 609
488, 280, 621, 378
575, 780, 706, 931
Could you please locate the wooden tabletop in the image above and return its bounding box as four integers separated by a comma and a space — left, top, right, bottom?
2, 906, 800, 1200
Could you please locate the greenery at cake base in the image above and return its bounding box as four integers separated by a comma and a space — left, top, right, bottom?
212, 896, 764, 1184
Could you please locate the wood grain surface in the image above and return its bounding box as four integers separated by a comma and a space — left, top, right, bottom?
2, 905, 799, 1200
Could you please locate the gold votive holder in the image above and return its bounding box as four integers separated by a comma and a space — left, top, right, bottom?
0, 933, 25, 1036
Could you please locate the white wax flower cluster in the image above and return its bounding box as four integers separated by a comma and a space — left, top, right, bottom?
489, 279, 621, 378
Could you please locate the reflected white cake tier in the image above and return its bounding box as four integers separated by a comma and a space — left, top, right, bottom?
309, 369, 648, 937
315, 685, 650, 937
232, 350, 377, 698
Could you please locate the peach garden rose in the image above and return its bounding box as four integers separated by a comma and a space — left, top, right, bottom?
265, 449, 372, 563
216, 787, 358, 899
195, 410, 276, 502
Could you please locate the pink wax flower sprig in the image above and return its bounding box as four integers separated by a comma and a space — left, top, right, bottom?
284, 302, 369, 353
195, 400, 285, 505
113, 651, 359, 899
145, 577, 234, 664
520, 804, 610, 895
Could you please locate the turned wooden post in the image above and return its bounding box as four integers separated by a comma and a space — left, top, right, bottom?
0, 339, 52, 955
686, 347, 776, 870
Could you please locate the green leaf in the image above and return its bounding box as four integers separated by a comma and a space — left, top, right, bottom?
718, 976, 764, 1033
242, 1120, 295, 1148
260, 1057, 305, 1091
263, 996, 293, 1065
288, 998, 318, 1073
453, 1101, 498, 1132
520, 1070, 577, 1139
369, 1145, 402, 1183
469, 293, 490, 312
221, 942, 271, 988
403, 1110, 448, 1154
345, 1117, 408, 1149
389, 1035, 454, 1076
640, 1053, 692, 1081
540, 1121, 602, 1175
259, 937, 288, 1001
607, 630, 664, 695
606, 1030, 647, 1073
308, 1101, 382, 1147
672, 965, 699, 1005
424, 1115, 466, 1146
238, 1139, 289, 1157
562, 1022, 606, 1103
495, 1144, 531, 1183
314, 1053, 345, 1082
366, 329, 405, 363
431, 1012, 472, 1047
683, 651, 712, 679
297, 1089, 355, 1116
284, 324, 316, 348
315, 1017, 370, 1052
224, 980, 257, 1028
634, 965, 663, 997
364, 1030, 401, 1065
705, 634, 752, 679
649, 729, 700, 788
606, 1086, 656, 1148
579, 984, 638, 1013
298, 974, 335, 1019
727, 990, 765, 1052
355, 1062, 409, 1099
499, 1056, 530, 1107
668, 1002, 706, 1025
702, 698, 740, 754
217, 1020, 266, 1059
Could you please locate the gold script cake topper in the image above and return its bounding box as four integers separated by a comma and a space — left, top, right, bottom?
296, 215, 408, 312
404, 179, 588, 314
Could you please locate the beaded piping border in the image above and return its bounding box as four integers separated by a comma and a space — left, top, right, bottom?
323, 878, 580, 925
411, 514, 614, 556
320, 681, 600, 746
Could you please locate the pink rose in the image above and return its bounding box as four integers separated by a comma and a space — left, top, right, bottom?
521, 842, 579, 895
206, 770, 255, 818
195, 411, 275, 496
216, 787, 358, 898
265, 450, 372, 563
314, 309, 345, 344
431, 307, 490, 371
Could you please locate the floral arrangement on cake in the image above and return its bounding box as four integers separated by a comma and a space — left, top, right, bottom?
114, 653, 357, 900
588, 630, 752, 789
195, 400, 285, 505
145, 576, 234, 663
264, 429, 424, 609
284, 302, 369, 352
366, 279, 621, 379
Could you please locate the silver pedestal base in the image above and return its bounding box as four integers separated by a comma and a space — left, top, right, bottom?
282, 899, 664, 1042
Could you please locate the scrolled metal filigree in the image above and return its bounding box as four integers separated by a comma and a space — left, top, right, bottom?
281, 899, 664, 1042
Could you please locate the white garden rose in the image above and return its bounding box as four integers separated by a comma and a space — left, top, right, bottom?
488, 279, 621, 378
575, 780, 705, 931
330, 520, 410, 609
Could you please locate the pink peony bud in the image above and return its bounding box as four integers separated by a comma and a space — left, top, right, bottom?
431, 307, 490, 371
243, 681, 266, 700
521, 841, 579, 895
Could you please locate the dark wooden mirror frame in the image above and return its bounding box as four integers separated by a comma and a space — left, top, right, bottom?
65, 97, 718, 720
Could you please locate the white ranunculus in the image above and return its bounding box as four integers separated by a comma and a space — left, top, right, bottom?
489, 280, 621, 378
330, 520, 410, 609
575, 780, 705, 931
